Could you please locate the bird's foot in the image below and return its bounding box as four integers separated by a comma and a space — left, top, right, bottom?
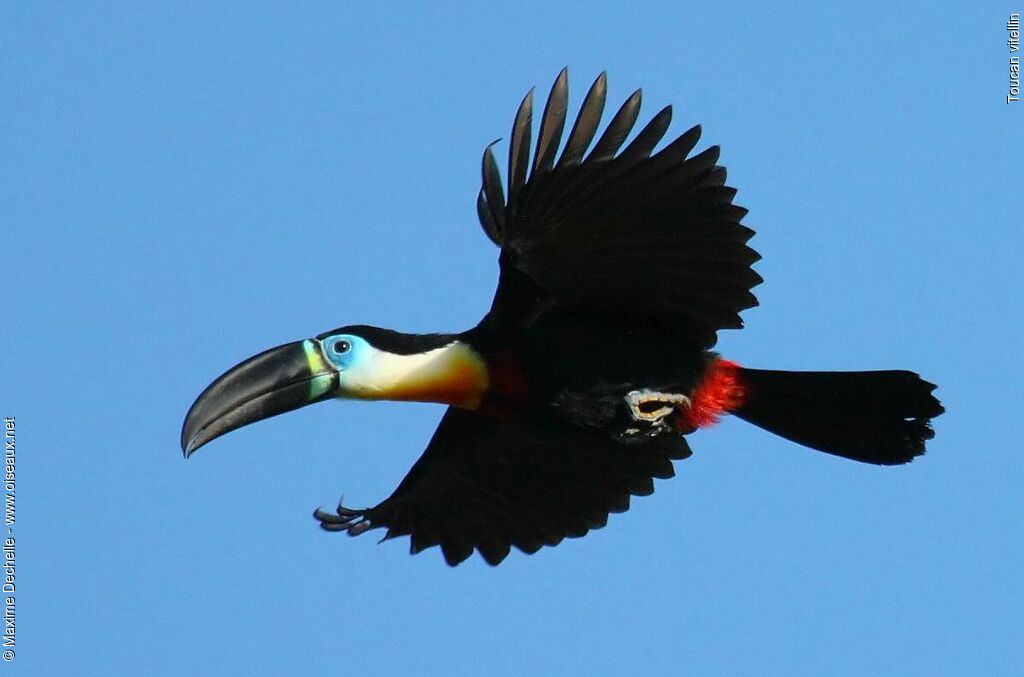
626, 390, 691, 423
313, 499, 374, 536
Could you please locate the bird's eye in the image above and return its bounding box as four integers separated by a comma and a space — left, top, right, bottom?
333, 340, 351, 354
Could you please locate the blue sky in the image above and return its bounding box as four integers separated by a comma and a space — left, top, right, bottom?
4, 2, 1021, 675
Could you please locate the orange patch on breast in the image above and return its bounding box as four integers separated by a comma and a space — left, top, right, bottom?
386, 360, 489, 409
375, 344, 490, 410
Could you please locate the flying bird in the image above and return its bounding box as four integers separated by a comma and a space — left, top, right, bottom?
181, 70, 944, 566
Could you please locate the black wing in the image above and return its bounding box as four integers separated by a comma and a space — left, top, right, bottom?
315, 407, 690, 566
478, 69, 761, 347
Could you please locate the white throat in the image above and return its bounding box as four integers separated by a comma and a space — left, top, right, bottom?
341, 340, 489, 408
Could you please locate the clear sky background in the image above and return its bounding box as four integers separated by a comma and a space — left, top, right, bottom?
4, 2, 1021, 675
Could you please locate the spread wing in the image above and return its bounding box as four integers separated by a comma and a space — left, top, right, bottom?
315, 407, 690, 566
477, 69, 761, 347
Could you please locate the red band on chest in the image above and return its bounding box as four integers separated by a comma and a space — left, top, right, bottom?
676, 359, 746, 432
487, 353, 530, 402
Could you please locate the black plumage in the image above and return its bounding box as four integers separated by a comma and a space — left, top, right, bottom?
316, 407, 689, 567
477, 70, 760, 346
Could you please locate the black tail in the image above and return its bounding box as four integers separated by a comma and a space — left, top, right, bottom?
732, 368, 944, 465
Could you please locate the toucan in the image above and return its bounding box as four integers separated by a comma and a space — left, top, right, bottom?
181, 70, 944, 566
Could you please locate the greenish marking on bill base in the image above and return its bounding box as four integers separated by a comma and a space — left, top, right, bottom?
303, 339, 335, 399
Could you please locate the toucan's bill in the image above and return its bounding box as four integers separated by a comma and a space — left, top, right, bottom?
181, 340, 336, 457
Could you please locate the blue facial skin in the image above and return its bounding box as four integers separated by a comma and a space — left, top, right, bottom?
300, 335, 369, 400
318, 334, 371, 372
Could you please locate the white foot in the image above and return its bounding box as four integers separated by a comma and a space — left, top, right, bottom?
626, 390, 691, 423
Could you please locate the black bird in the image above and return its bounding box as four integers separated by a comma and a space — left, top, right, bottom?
181, 70, 944, 566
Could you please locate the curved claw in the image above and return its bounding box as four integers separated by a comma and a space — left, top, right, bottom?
313, 506, 359, 524
318, 520, 351, 532
313, 500, 374, 536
